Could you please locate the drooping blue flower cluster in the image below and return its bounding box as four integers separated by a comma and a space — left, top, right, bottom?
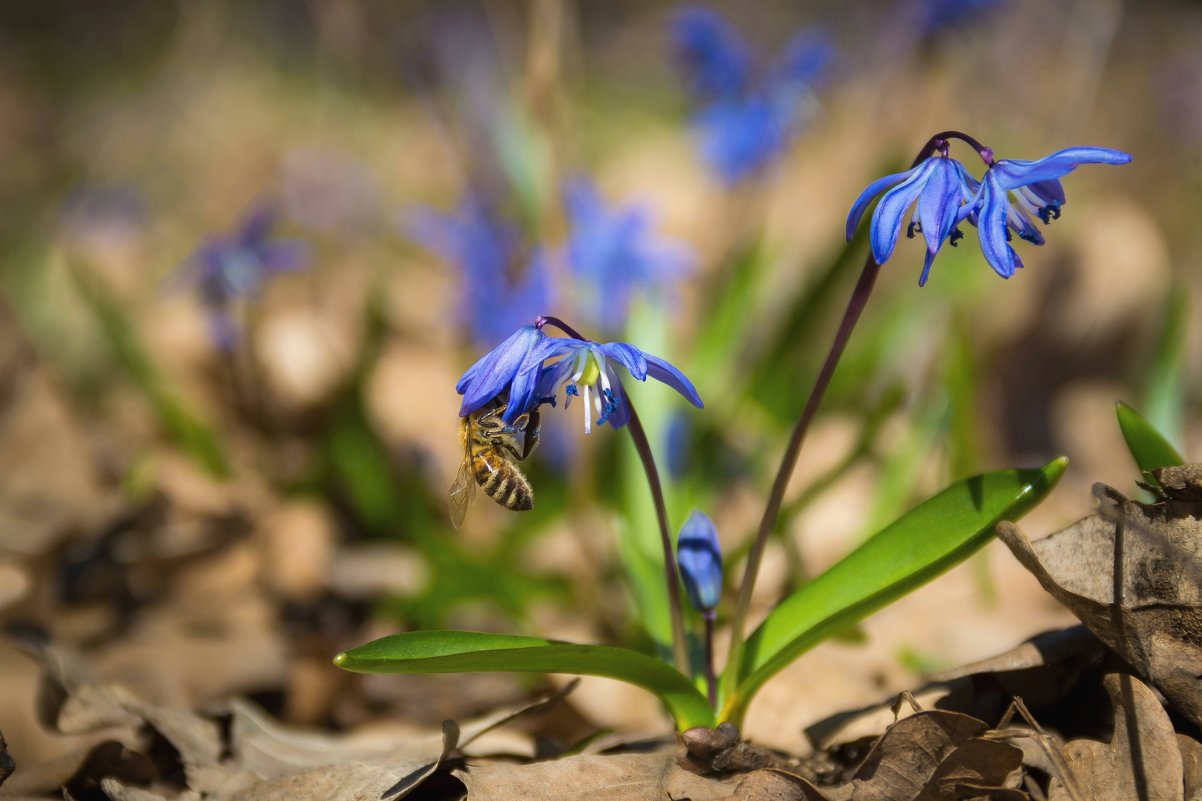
676, 510, 722, 615
846, 141, 1131, 285
671, 7, 833, 185
173, 202, 309, 350
404, 198, 552, 347
562, 179, 693, 333
456, 322, 703, 433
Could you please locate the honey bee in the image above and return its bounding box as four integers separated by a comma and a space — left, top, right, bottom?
449, 395, 541, 528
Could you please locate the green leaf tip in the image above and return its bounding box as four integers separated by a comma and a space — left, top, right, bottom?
332, 652, 347, 667
1116, 402, 1184, 481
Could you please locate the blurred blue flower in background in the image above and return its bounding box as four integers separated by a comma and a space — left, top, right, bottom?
562, 179, 693, 333
537, 338, 703, 434
903, 0, 1007, 39
971, 146, 1132, 278
405, 197, 552, 347
664, 411, 693, 482
457, 324, 573, 423
676, 510, 722, 615
845, 155, 980, 286
671, 6, 833, 185
173, 202, 308, 351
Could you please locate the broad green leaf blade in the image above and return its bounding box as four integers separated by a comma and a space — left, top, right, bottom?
334, 631, 714, 730
722, 458, 1067, 724
1116, 401, 1184, 481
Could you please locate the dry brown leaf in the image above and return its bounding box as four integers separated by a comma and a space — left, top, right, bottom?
18, 638, 570, 801
1177, 734, 1202, 801
997, 486, 1202, 729
457, 750, 738, 801
1153, 466, 1202, 502
734, 769, 841, 801
1047, 673, 1182, 801
848, 709, 1023, 801
1, 741, 154, 798
809, 627, 1103, 754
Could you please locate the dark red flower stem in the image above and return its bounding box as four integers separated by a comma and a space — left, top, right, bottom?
537, 315, 691, 675
719, 132, 972, 711
704, 611, 717, 707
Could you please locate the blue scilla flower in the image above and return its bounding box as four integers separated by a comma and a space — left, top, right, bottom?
562, 179, 692, 333
676, 510, 722, 615
456, 324, 574, 423
405, 198, 552, 347
845, 154, 980, 286
671, 7, 833, 185
970, 146, 1132, 278
537, 338, 703, 434
846, 140, 1131, 284
173, 202, 308, 350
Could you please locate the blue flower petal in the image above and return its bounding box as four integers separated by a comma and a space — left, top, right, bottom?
870, 158, 938, 264
916, 159, 958, 256
457, 325, 546, 417
976, 173, 1021, 278
993, 146, 1131, 189
504, 335, 579, 422
845, 167, 917, 241
645, 353, 704, 408
598, 341, 649, 380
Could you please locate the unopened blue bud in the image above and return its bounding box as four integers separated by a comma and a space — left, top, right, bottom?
676, 510, 722, 614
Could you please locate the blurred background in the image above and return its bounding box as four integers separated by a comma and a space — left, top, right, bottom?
0, 0, 1199, 762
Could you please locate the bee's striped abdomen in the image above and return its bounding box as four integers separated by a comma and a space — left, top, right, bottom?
471, 446, 533, 511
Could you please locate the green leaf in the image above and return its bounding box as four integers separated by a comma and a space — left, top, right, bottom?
334, 630, 714, 730
721, 457, 1067, 724
1117, 402, 1184, 481
1143, 288, 1188, 447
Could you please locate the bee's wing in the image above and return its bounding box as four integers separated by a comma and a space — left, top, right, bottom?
448, 459, 475, 529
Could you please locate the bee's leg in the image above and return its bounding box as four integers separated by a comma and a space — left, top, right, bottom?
519, 411, 541, 460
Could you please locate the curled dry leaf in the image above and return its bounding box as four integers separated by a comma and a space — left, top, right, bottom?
1047, 673, 1183, 801
996, 480, 1202, 728
847, 709, 1022, 801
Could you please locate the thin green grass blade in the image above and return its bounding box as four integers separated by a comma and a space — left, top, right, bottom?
334, 630, 714, 730
1116, 401, 1184, 482
68, 263, 229, 479
721, 457, 1067, 724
